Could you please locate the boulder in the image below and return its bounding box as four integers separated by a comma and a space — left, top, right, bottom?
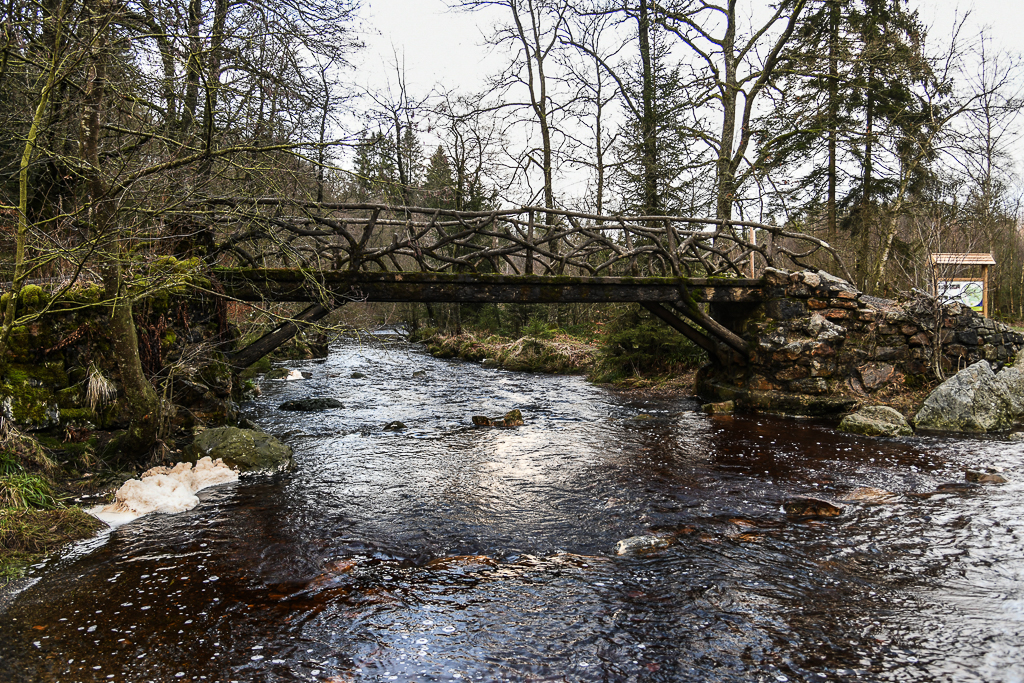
279, 397, 343, 411
471, 409, 524, 427
838, 405, 912, 437
383, 420, 406, 431
412, 370, 427, 378
186, 427, 294, 473
350, 372, 366, 379
913, 361, 1019, 432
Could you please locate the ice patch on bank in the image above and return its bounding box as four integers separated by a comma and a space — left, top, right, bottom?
89, 457, 238, 527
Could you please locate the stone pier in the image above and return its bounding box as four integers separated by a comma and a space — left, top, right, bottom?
697, 269, 1024, 415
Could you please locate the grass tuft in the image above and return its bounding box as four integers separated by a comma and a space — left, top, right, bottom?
85, 364, 117, 412
1, 508, 104, 581
0, 473, 58, 510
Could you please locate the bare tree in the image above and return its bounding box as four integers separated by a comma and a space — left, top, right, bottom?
655, 0, 808, 220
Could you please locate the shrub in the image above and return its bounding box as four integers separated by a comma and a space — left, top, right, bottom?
590, 305, 707, 383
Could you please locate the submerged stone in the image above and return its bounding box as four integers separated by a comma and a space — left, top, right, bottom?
383, 421, 406, 431
702, 400, 735, 415
783, 497, 844, 518
965, 470, 1008, 484
350, 372, 366, 379
840, 486, 899, 504
279, 397, 343, 411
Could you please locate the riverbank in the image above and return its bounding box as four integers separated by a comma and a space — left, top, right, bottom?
415, 328, 947, 409
0, 428, 135, 582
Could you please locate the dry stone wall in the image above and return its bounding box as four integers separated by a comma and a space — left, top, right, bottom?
697, 268, 1024, 415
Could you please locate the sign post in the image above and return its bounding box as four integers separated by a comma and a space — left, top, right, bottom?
931, 253, 995, 317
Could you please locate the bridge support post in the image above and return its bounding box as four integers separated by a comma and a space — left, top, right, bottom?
228, 304, 331, 369
641, 303, 742, 366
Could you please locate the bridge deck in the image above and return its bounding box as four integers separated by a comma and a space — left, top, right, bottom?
213, 269, 764, 305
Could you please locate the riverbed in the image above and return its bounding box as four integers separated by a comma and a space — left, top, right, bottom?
2, 336, 1023, 682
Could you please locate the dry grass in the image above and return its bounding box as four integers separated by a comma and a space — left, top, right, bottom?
424, 332, 599, 374
85, 364, 117, 411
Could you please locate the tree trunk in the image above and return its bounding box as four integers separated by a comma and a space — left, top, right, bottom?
83, 0, 161, 459
638, 0, 659, 215
715, 0, 738, 221
827, 0, 839, 235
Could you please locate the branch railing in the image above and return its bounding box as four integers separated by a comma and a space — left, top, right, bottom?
189, 200, 852, 282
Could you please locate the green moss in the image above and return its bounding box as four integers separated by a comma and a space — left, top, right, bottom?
18, 284, 47, 309
6, 326, 33, 354
5, 386, 57, 426
59, 408, 97, 424
162, 330, 177, 348
3, 362, 67, 387
3, 368, 30, 384
149, 289, 172, 313
65, 283, 104, 304
57, 386, 82, 408
239, 355, 272, 379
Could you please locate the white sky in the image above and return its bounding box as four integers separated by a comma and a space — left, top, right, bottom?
349, 0, 1024, 204
355, 0, 1024, 98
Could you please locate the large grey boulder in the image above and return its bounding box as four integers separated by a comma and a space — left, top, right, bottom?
186, 427, 294, 473
913, 361, 1021, 433
838, 405, 912, 437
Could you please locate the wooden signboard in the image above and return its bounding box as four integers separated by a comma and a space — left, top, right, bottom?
931, 253, 995, 318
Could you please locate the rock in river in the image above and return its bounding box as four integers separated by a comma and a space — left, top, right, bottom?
914, 361, 1022, 433
965, 470, 1009, 484
783, 497, 844, 518
838, 405, 912, 437
279, 397, 344, 411
615, 533, 676, 555
383, 421, 406, 431
185, 427, 294, 473
472, 409, 524, 427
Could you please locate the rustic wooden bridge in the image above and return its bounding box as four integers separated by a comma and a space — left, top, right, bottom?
198, 201, 849, 369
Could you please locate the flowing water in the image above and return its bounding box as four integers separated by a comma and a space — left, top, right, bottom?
2, 335, 1024, 683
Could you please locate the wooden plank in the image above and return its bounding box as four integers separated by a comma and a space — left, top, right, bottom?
213, 269, 764, 305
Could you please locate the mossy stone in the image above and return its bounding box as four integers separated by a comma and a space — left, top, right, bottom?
185, 427, 294, 473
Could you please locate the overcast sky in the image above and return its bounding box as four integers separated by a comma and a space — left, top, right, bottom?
354, 0, 1024, 96
347, 0, 1024, 203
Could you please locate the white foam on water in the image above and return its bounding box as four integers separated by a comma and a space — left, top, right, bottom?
89, 457, 238, 527
285, 369, 305, 380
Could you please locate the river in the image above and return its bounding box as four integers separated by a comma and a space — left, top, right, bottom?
1, 335, 1023, 682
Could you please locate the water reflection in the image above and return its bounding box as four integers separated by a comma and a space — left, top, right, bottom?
1, 337, 1023, 682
